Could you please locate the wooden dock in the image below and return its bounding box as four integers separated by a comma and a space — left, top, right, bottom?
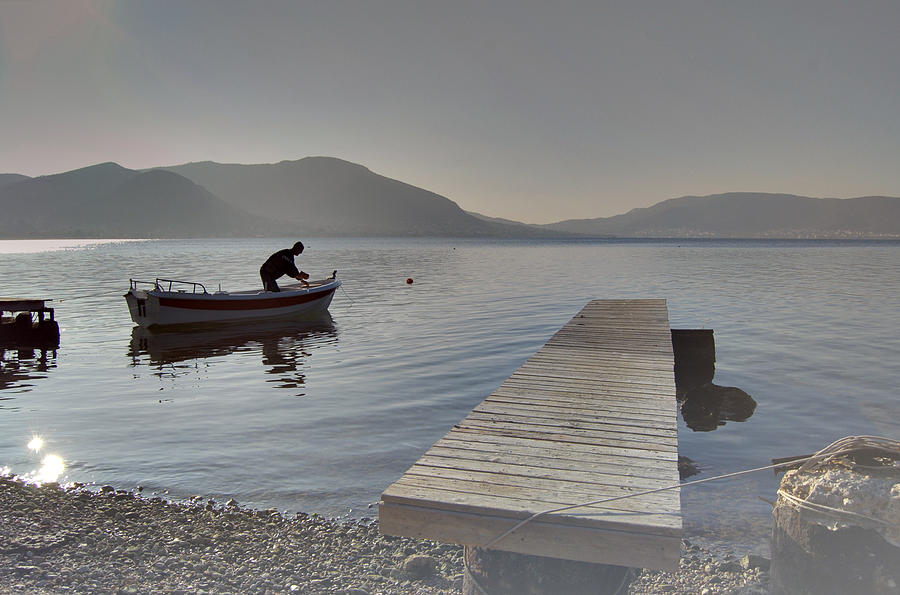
379, 299, 681, 571
0, 298, 55, 319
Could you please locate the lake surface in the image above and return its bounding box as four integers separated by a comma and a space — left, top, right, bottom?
1, 237, 898, 553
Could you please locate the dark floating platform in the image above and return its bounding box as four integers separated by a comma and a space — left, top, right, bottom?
0, 298, 60, 348
671, 328, 758, 431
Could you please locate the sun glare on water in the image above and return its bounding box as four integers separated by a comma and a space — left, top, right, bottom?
28, 435, 44, 452
35, 454, 66, 483
19, 436, 66, 484
0, 239, 139, 254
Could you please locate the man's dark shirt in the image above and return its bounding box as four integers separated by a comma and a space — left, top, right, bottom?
260, 248, 301, 280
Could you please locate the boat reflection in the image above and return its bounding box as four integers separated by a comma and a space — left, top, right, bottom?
128, 316, 337, 395
672, 329, 757, 432
0, 347, 58, 395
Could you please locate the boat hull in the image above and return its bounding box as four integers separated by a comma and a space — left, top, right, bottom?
125, 280, 339, 328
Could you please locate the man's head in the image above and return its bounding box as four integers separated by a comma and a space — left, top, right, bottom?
292, 241, 304, 255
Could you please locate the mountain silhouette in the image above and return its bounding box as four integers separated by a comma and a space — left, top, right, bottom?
2, 160, 897, 239
160, 157, 559, 237
89, 169, 285, 237
0, 173, 30, 189
542, 193, 900, 238
0, 163, 277, 238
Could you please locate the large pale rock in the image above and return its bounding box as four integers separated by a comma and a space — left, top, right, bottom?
771, 465, 900, 594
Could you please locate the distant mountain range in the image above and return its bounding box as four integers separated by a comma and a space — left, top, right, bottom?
0, 173, 29, 189
158, 157, 557, 237
539, 193, 900, 239
1, 158, 897, 239
0, 163, 279, 238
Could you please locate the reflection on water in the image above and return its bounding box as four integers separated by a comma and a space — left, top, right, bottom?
680, 383, 757, 432
0, 348, 58, 396
2, 435, 68, 485
27, 436, 44, 452
31, 453, 66, 484
0, 239, 135, 254
673, 329, 758, 432
128, 317, 338, 396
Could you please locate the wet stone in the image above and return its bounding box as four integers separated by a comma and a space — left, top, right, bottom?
741, 553, 770, 571
403, 554, 438, 578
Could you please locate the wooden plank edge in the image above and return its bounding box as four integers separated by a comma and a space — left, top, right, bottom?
382, 482, 682, 536
379, 501, 681, 571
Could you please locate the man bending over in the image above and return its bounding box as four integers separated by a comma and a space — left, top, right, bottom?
260, 241, 309, 292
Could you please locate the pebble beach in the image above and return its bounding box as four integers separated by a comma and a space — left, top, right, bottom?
1, 476, 771, 594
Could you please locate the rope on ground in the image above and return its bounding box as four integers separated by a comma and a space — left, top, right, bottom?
484, 435, 899, 549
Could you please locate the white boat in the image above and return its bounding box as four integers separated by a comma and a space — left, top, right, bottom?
124, 274, 340, 328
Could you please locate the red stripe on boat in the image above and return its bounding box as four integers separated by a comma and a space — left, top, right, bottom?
158, 288, 336, 311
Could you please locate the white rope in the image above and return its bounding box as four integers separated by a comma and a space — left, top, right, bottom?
455, 435, 898, 593
776, 489, 894, 527
776, 434, 900, 528
338, 283, 356, 306
453, 435, 899, 593
56, 291, 115, 302
797, 435, 899, 473
484, 435, 899, 549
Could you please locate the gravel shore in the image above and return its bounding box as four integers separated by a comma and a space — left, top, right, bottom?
1, 476, 770, 594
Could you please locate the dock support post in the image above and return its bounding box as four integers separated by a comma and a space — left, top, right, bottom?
463, 546, 633, 595
671, 329, 715, 394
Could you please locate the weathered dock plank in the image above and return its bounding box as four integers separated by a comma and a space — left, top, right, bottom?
0, 298, 50, 312
379, 299, 681, 570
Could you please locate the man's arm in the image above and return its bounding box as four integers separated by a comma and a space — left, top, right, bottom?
280, 251, 301, 278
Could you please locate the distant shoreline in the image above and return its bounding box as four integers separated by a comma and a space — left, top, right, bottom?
2, 235, 898, 242
4, 235, 899, 257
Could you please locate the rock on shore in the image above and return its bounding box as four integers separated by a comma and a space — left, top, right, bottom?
1, 477, 769, 594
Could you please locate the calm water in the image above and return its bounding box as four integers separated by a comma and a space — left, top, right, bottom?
1, 238, 898, 553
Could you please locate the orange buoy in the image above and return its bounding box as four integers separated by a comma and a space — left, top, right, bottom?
406, 278, 414, 284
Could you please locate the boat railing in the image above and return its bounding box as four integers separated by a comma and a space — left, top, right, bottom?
129, 278, 209, 294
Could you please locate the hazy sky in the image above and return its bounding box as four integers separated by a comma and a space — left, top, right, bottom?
2, 1, 898, 222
